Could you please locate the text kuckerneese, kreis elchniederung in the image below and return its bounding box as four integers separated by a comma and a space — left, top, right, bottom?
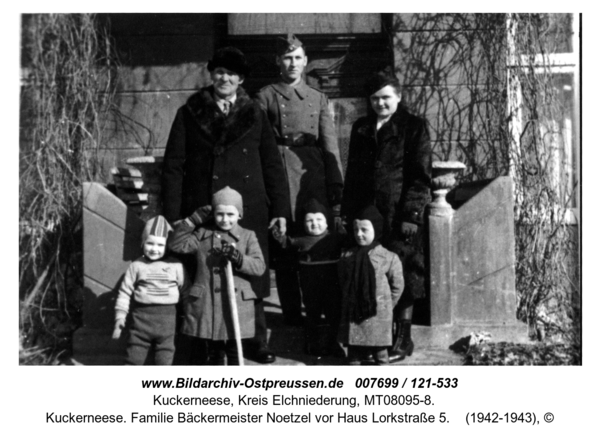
152, 394, 357, 408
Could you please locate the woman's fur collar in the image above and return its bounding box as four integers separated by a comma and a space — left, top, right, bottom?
355, 106, 411, 139
185, 86, 257, 154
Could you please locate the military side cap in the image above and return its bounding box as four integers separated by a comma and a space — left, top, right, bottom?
276, 33, 303, 56
364, 69, 400, 96
207, 46, 249, 76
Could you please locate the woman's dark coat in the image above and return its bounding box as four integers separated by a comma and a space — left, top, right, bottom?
161, 86, 289, 297
341, 107, 432, 298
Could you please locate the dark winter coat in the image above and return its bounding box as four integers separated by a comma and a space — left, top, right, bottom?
255, 80, 344, 226
338, 245, 404, 347
168, 223, 266, 341
341, 107, 432, 298
161, 86, 289, 297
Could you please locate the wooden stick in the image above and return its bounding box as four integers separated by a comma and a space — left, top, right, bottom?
224, 255, 244, 366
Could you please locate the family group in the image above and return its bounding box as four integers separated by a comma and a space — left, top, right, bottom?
112, 33, 432, 366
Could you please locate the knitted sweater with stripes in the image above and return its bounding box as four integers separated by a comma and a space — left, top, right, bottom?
115, 256, 187, 321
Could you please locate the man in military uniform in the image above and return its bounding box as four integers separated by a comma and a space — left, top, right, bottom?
255, 34, 344, 327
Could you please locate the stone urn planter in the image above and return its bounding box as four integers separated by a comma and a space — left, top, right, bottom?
429, 161, 466, 217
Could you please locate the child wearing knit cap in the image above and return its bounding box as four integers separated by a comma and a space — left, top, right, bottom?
272, 198, 345, 358
337, 205, 404, 365
169, 186, 266, 365
112, 215, 187, 365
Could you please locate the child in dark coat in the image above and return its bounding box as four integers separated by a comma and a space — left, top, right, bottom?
169, 186, 266, 365
272, 198, 345, 357
338, 205, 404, 365
112, 215, 187, 365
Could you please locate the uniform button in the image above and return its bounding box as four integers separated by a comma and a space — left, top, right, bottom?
242, 148, 248, 154
284, 125, 288, 128
283, 114, 287, 118
213, 175, 219, 180
281, 104, 285, 107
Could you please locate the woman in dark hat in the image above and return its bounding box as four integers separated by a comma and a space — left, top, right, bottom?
341, 71, 432, 363
161, 46, 290, 364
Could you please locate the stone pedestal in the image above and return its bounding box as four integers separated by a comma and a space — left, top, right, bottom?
423, 165, 529, 346
72, 182, 145, 364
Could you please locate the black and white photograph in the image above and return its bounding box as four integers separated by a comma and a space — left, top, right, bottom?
10, 5, 592, 433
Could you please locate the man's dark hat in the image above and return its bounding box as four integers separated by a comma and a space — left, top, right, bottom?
364, 69, 400, 96
207, 46, 249, 76
276, 33, 304, 56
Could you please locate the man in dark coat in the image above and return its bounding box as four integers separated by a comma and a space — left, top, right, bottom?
161, 47, 289, 363
255, 34, 344, 326
341, 71, 432, 363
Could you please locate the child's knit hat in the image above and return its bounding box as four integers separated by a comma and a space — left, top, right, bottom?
141, 215, 172, 246
354, 205, 384, 241
301, 198, 331, 221
212, 186, 244, 218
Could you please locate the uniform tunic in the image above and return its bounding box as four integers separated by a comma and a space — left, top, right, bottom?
255, 80, 344, 225
338, 245, 404, 347
169, 223, 266, 341
161, 86, 289, 297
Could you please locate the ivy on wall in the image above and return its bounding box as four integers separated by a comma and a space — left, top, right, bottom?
19, 14, 117, 363
392, 13, 579, 344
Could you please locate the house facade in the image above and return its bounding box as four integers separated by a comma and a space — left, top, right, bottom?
94, 13, 579, 340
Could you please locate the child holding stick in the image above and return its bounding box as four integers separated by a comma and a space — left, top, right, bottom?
169, 186, 266, 365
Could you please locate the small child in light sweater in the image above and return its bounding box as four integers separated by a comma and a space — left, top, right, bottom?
112, 215, 187, 365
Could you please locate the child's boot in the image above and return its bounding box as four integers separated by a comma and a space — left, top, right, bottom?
225, 340, 240, 366
374, 348, 389, 365
323, 341, 346, 358
206, 342, 226, 365
322, 332, 346, 358
347, 346, 362, 365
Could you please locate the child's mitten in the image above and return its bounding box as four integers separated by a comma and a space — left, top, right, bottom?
222, 242, 244, 269
186, 205, 213, 226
